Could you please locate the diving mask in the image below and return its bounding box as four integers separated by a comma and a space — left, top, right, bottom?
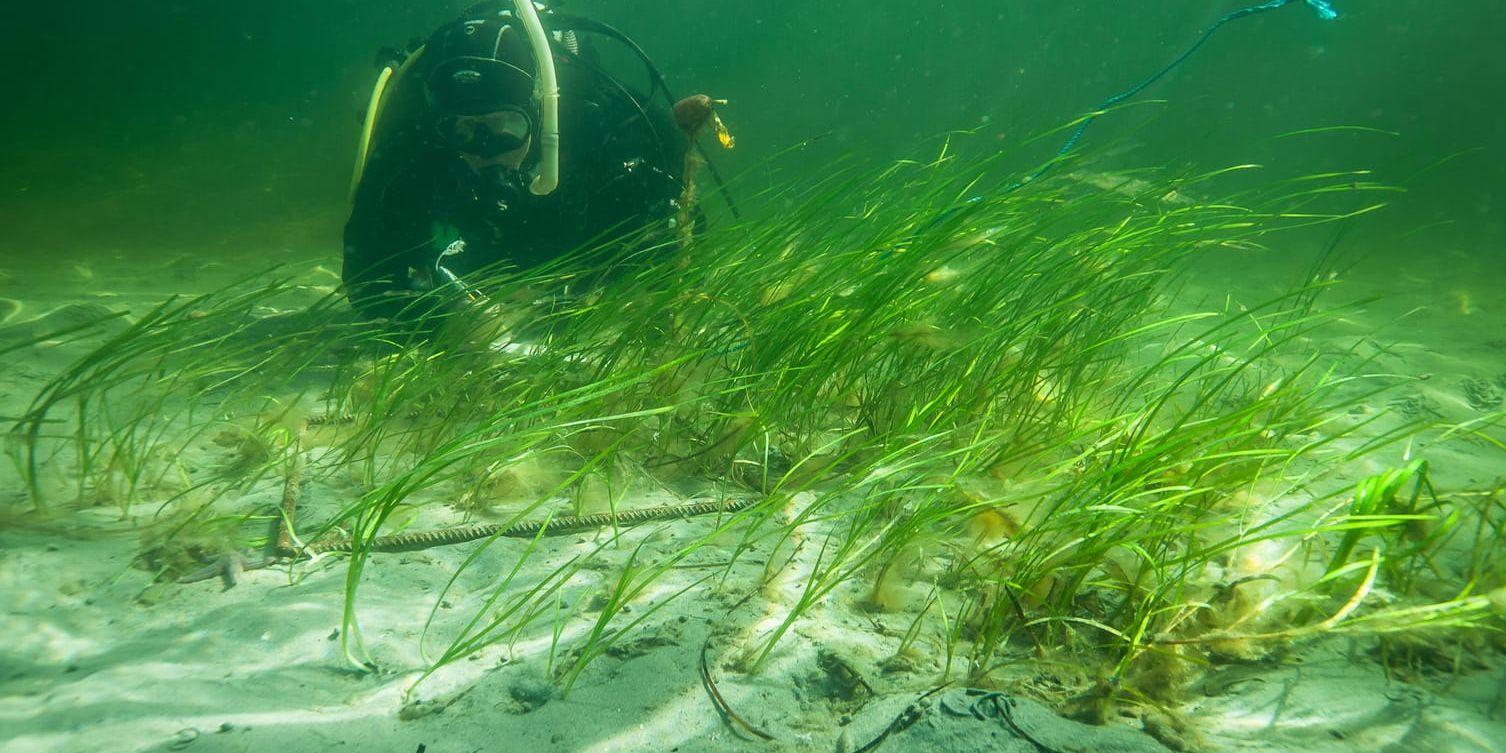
440, 108, 534, 158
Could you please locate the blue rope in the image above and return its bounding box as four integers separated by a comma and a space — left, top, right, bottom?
1014, 0, 1338, 188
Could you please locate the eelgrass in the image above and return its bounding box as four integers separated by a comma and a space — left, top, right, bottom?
12, 140, 1504, 711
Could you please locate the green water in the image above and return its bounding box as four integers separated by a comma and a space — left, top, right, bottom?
2, 1, 1501, 261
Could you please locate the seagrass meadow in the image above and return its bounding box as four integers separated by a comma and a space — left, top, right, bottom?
3, 2, 1506, 752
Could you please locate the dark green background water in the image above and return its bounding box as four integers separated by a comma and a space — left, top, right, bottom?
2, 1, 1501, 267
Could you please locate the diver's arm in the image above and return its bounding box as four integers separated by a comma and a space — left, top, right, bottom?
587, 99, 688, 234
594, 158, 683, 227
342, 174, 434, 321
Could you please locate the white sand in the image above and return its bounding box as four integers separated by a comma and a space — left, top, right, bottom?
2, 249, 1503, 753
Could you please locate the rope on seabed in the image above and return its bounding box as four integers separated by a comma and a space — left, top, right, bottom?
293, 496, 759, 557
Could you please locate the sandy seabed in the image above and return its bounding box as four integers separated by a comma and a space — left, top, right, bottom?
2, 247, 1504, 753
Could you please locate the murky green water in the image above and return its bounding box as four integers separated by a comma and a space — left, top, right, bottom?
2, 1, 1501, 262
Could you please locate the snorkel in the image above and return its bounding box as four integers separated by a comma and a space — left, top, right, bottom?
513, 0, 560, 196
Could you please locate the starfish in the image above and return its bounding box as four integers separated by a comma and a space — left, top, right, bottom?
178, 550, 279, 590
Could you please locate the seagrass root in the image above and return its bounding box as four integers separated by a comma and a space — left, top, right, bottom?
296, 497, 759, 556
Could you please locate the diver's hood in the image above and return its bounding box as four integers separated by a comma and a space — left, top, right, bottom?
428, 56, 535, 116
424, 11, 538, 117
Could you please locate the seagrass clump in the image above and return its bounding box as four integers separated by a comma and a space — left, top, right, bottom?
13, 143, 1503, 704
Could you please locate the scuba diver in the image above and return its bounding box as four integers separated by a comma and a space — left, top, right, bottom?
343, 1, 711, 324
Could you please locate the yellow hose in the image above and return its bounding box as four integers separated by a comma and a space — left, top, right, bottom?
349, 65, 394, 203
348, 46, 426, 203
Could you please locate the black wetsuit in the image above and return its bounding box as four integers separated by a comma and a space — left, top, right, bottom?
343, 33, 686, 321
